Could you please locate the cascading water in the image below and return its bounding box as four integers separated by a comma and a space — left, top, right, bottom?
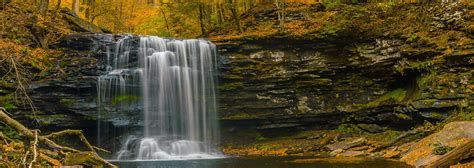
97, 36, 221, 160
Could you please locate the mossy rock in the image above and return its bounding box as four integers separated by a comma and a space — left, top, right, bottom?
356, 124, 385, 133
218, 82, 244, 91
63, 152, 105, 167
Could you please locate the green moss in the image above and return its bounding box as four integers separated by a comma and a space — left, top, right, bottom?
222, 74, 244, 80
396, 60, 435, 75
111, 95, 140, 105
387, 88, 408, 102
406, 33, 419, 42
223, 113, 257, 120
255, 134, 267, 141
394, 113, 412, 120
431, 143, 454, 155
0, 80, 15, 88
417, 73, 436, 90
0, 93, 18, 110
59, 99, 75, 106
218, 82, 244, 91
255, 144, 280, 150
230, 65, 256, 73
295, 79, 332, 87
0, 125, 22, 140
3, 103, 17, 110
336, 124, 361, 134
366, 88, 407, 107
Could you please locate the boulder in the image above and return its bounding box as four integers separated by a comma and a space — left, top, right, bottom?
60, 9, 109, 33
357, 124, 385, 133
401, 121, 474, 167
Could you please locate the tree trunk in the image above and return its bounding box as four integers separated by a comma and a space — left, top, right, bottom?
30, 16, 49, 49
119, 0, 123, 20
55, 0, 61, 10
228, 0, 241, 33
275, 0, 285, 32
217, 3, 223, 24
198, 2, 206, 36
72, 0, 79, 15
39, 0, 49, 14
148, 0, 155, 6
160, 7, 171, 37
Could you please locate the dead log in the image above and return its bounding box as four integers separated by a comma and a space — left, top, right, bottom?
422, 139, 474, 168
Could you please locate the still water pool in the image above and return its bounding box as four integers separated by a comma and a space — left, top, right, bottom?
112, 156, 411, 168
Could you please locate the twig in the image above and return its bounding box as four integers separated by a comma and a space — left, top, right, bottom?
93, 146, 111, 153
21, 150, 29, 167
28, 130, 38, 168
0, 132, 11, 144
45, 129, 96, 152
9, 56, 38, 114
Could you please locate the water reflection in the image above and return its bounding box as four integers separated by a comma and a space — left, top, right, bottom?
112, 156, 411, 168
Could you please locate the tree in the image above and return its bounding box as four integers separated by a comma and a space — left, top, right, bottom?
38, 0, 49, 14
56, 0, 61, 10
72, 0, 79, 15
198, 2, 206, 36
227, 0, 242, 33
275, 0, 285, 32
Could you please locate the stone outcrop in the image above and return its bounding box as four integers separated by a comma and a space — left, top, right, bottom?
401, 121, 474, 167
217, 37, 472, 132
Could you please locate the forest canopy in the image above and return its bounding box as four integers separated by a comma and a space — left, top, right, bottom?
5, 0, 471, 38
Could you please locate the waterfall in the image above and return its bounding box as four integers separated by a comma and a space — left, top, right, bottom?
97, 36, 220, 160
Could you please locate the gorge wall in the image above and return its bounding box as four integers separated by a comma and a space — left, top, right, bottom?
0, 2, 472, 149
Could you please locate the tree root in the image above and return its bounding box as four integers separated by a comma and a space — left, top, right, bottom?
0, 108, 117, 167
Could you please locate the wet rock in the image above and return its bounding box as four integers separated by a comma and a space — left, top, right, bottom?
337, 151, 367, 157
382, 149, 401, 158
326, 137, 367, 151
357, 124, 385, 133
334, 133, 353, 141
306, 134, 322, 140
351, 146, 370, 151
330, 149, 344, 156
401, 121, 474, 167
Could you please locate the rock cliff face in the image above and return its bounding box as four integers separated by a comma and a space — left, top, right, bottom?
213, 2, 473, 145
216, 38, 472, 144
1, 3, 472, 148
10, 31, 471, 141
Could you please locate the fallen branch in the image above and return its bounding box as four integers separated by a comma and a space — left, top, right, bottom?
0, 108, 116, 167
45, 129, 96, 152
44, 129, 110, 153
0, 132, 11, 144
39, 152, 61, 166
